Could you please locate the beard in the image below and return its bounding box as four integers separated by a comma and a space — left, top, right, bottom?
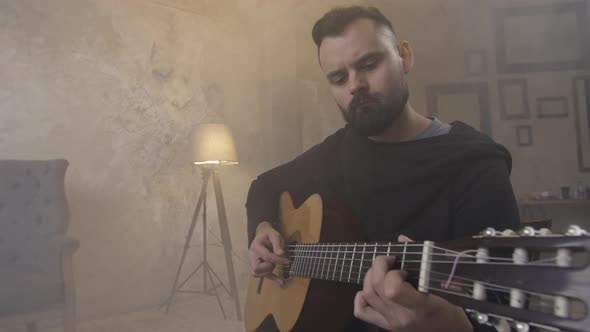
339, 79, 410, 137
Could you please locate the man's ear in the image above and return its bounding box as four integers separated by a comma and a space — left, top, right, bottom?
399, 41, 414, 74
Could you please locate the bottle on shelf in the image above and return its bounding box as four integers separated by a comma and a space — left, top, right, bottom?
576, 181, 586, 199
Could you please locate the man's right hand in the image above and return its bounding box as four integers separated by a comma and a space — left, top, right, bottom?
248, 221, 289, 286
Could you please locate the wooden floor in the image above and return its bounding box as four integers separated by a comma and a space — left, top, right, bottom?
1, 295, 244, 332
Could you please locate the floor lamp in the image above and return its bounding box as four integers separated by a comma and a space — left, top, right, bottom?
161, 123, 242, 321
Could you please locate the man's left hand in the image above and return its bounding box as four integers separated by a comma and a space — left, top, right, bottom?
353, 235, 474, 332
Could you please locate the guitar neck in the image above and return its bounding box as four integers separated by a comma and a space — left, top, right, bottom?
286, 242, 430, 287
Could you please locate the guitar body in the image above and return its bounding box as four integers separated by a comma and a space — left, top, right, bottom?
245, 193, 590, 332
244, 192, 364, 332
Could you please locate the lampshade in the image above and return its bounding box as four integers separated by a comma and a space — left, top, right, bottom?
191, 123, 239, 165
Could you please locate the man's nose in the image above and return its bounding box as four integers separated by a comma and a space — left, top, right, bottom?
348, 72, 368, 95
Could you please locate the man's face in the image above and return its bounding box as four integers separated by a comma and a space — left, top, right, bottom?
318, 19, 410, 136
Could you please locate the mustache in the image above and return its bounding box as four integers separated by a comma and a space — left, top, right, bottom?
349, 93, 383, 110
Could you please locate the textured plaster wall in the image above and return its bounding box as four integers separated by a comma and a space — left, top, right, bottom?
0, 0, 275, 320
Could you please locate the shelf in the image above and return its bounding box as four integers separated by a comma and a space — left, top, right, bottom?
520, 199, 590, 206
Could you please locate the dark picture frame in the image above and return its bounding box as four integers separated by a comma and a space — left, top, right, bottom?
516, 125, 533, 147
494, 0, 590, 73
537, 96, 569, 119
573, 76, 590, 172
426, 82, 491, 136
498, 79, 531, 120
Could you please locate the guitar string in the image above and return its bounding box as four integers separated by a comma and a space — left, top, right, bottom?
276, 268, 561, 312
277, 258, 559, 267
274, 247, 566, 310
279, 245, 559, 290
285, 250, 515, 262
281, 243, 560, 270
423, 283, 560, 312
274, 265, 565, 312
415, 273, 558, 311
284, 243, 546, 263
280, 263, 563, 300
276, 257, 560, 287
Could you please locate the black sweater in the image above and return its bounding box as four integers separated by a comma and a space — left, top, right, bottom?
246, 121, 520, 331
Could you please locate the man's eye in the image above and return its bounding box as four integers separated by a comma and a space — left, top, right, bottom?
331, 76, 346, 85
362, 61, 377, 70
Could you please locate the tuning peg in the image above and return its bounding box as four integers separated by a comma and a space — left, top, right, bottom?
481, 227, 497, 237
470, 312, 509, 332
501, 229, 516, 236
475, 312, 489, 324
519, 226, 535, 237
514, 321, 530, 332
566, 225, 588, 236
538, 228, 552, 236
494, 319, 511, 332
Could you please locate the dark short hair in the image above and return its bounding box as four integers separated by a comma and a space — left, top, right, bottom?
312, 6, 397, 48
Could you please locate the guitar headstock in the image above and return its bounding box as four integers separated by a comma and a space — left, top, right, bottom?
431, 225, 590, 332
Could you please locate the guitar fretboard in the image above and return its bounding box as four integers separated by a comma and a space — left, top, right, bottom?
285, 242, 425, 284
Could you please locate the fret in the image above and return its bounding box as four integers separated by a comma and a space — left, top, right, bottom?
325, 244, 330, 280
300, 244, 305, 277
308, 244, 313, 279
387, 241, 391, 259
401, 242, 407, 270
327, 243, 336, 280
297, 245, 301, 277
312, 244, 319, 279
316, 245, 324, 279
308, 244, 314, 278
322, 243, 330, 279
340, 244, 346, 282
332, 244, 340, 280
297, 244, 303, 277
308, 244, 313, 278
316, 244, 322, 279
299, 245, 307, 277
291, 245, 297, 277
348, 243, 356, 283
319, 244, 325, 280
305, 244, 312, 277
372, 242, 377, 262
300, 244, 305, 278
358, 243, 366, 284
325, 244, 331, 280
321, 244, 327, 280
326, 244, 332, 281
290, 246, 299, 275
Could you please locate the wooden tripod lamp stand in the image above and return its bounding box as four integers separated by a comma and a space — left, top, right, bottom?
161, 123, 242, 321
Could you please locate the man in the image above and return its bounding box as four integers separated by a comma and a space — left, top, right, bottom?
246, 6, 519, 332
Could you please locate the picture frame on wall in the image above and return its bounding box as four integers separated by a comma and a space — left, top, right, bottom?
516, 125, 533, 147
464, 50, 488, 76
425, 82, 492, 137
493, 0, 590, 73
498, 79, 530, 120
537, 96, 569, 119
573, 76, 590, 172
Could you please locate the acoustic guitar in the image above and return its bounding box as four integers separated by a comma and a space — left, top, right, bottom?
244, 192, 590, 332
